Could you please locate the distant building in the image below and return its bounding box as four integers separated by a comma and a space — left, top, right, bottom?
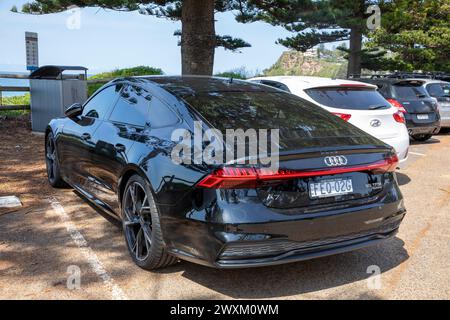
303, 48, 317, 58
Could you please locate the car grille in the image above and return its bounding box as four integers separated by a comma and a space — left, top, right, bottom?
219, 222, 400, 260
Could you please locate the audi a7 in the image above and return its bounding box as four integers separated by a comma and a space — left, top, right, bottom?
45, 76, 406, 269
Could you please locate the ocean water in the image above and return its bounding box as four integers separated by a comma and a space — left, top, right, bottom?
0, 72, 30, 97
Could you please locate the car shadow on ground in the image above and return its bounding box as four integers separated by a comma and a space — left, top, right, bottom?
156, 237, 408, 299
396, 172, 411, 186
410, 137, 440, 145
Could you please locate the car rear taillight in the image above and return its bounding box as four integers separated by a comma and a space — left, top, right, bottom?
332, 112, 352, 121
393, 111, 406, 124
387, 99, 407, 113
197, 154, 399, 189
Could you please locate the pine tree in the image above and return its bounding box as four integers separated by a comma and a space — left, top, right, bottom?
241, 0, 381, 77
14, 0, 252, 75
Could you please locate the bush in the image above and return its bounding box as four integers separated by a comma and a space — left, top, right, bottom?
88, 66, 164, 97
89, 66, 164, 80
215, 67, 259, 80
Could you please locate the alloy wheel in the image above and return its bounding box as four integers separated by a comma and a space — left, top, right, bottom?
123, 182, 153, 261
46, 137, 57, 181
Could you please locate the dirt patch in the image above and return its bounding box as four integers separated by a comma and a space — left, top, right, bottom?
0, 118, 55, 215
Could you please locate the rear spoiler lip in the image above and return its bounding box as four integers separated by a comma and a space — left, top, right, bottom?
276, 145, 393, 162
221, 144, 393, 167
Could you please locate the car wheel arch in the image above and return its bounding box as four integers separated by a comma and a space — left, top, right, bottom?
118, 165, 154, 209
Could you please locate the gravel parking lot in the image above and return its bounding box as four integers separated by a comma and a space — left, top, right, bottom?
0, 119, 449, 300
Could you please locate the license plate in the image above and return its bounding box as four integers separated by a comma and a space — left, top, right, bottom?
417, 114, 429, 120
309, 178, 353, 199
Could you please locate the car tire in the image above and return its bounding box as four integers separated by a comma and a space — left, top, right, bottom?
412, 134, 433, 141
45, 132, 67, 188
121, 174, 178, 270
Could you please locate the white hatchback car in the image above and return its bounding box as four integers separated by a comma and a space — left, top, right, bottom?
249, 76, 410, 162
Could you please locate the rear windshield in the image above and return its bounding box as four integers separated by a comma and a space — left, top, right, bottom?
426, 83, 450, 98
393, 82, 428, 99
183, 91, 367, 139
304, 87, 390, 110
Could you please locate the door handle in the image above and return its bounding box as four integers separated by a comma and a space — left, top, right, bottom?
115, 143, 126, 153
81, 133, 91, 141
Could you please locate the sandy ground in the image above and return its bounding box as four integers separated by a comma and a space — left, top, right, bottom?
0, 119, 449, 300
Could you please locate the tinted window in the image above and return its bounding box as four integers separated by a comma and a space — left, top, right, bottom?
109, 85, 151, 126
82, 85, 120, 119
393, 82, 428, 99
183, 91, 365, 138
305, 87, 390, 110
427, 83, 450, 98
148, 97, 179, 128
260, 80, 291, 92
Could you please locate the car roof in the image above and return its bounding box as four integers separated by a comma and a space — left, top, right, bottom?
401, 78, 449, 85
357, 77, 447, 85
249, 76, 377, 90
111, 75, 280, 99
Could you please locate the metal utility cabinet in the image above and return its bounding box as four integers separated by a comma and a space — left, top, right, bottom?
29, 65, 88, 132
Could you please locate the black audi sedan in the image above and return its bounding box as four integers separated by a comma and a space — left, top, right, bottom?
45, 76, 406, 270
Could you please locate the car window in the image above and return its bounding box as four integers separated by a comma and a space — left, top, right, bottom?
260, 80, 291, 93
392, 82, 428, 99
148, 97, 179, 128
82, 85, 121, 119
183, 90, 365, 139
426, 83, 450, 98
109, 85, 152, 126
304, 87, 390, 110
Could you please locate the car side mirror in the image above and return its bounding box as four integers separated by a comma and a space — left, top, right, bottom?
65, 103, 83, 118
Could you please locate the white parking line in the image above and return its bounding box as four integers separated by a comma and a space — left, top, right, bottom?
49, 197, 128, 300
409, 151, 426, 156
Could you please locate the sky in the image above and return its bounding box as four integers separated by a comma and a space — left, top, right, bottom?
0, 0, 306, 75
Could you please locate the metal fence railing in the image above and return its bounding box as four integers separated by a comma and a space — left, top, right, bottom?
0, 73, 30, 112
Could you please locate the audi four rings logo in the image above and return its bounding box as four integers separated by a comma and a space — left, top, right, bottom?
324, 156, 348, 167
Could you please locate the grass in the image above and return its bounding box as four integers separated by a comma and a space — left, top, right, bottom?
88, 66, 164, 96
89, 66, 163, 80
0, 109, 30, 117
0, 94, 30, 118
1, 93, 30, 105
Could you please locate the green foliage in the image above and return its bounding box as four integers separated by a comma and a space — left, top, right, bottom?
1, 94, 30, 106
0, 109, 30, 117
0, 94, 30, 117
173, 30, 251, 52
337, 46, 397, 71
17, 1, 252, 52
241, 0, 371, 51
87, 83, 105, 97
367, 0, 450, 72
89, 66, 163, 80
88, 66, 163, 96
215, 67, 256, 80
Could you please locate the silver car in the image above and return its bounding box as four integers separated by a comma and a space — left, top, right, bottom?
413, 79, 450, 128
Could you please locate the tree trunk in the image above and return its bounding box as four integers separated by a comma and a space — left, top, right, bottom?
181, 0, 216, 75
347, 27, 363, 78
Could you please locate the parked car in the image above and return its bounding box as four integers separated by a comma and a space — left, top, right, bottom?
249, 76, 410, 162
419, 80, 450, 128
45, 76, 406, 270
356, 77, 441, 141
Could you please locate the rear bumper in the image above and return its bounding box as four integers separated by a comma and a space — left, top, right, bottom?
162, 186, 406, 268
214, 227, 399, 268
405, 115, 440, 135
380, 131, 409, 162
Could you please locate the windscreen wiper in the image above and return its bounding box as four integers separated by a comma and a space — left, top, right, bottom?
368, 105, 388, 110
